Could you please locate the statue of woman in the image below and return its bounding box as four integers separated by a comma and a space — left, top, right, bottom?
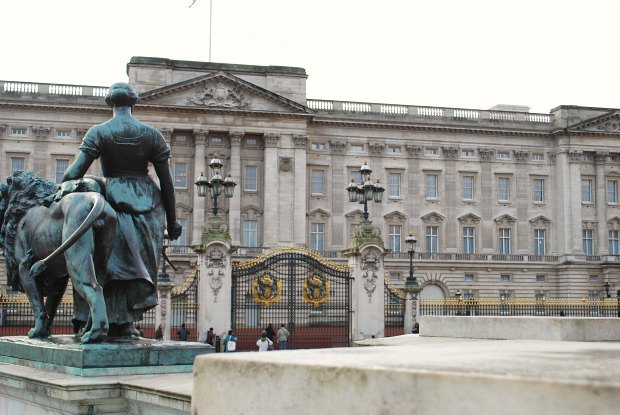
62, 82, 182, 337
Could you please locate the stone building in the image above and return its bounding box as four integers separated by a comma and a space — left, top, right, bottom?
0, 56, 618, 300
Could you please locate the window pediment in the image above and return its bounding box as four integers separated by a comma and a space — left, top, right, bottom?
421, 212, 445, 224
458, 213, 481, 225
307, 208, 331, 220
384, 210, 407, 222
494, 214, 517, 225
529, 215, 551, 226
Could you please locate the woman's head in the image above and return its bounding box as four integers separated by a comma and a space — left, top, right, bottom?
105, 82, 139, 108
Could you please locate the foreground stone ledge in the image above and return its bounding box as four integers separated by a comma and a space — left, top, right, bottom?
193, 336, 620, 415
419, 316, 620, 341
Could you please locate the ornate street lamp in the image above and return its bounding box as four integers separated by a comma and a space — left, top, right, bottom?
158, 231, 172, 283
405, 233, 418, 287
195, 155, 237, 216
346, 160, 385, 221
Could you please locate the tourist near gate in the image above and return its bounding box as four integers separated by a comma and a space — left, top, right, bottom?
230, 247, 351, 351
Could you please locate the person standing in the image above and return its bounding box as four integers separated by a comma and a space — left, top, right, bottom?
206, 327, 215, 346
177, 323, 189, 341
276, 323, 290, 350
256, 331, 273, 352
265, 323, 276, 343
224, 329, 238, 352
155, 324, 163, 340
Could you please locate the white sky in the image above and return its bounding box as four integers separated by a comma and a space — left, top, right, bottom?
1, 0, 618, 113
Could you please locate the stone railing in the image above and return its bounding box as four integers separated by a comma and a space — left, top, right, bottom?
1, 81, 108, 97
307, 99, 553, 124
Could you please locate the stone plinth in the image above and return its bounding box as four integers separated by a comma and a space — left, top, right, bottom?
0, 336, 213, 376
420, 316, 620, 341
193, 335, 620, 415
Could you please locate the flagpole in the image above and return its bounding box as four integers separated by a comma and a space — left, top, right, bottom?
209, 0, 213, 61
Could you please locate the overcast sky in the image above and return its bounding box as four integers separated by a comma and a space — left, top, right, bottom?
1, 0, 618, 113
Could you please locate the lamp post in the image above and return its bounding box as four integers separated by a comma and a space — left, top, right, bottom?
404, 233, 418, 288
346, 160, 384, 222
195, 155, 237, 216
158, 231, 171, 283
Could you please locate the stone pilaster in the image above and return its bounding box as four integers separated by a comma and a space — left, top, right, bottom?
229, 131, 244, 246
595, 152, 609, 255
192, 130, 208, 245
263, 133, 280, 246
293, 134, 308, 245
156, 279, 173, 341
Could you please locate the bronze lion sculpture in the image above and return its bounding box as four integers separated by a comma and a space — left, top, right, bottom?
0, 171, 116, 343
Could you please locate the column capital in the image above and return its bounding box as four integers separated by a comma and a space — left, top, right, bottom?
229, 130, 244, 146
293, 134, 308, 148
193, 129, 209, 144
513, 150, 530, 162
330, 140, 346, 154
406, 145, 422, 157
264, 133, 281, 148
478, 148, 495, 160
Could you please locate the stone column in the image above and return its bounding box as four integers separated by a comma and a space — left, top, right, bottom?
346, 222, 385, 340
229, 131, 244, 246
514, 150, 530, 254
263, 133, 280, 246
195, 240, 233, 343
595, 152, 609, 255
478, 148, 495, 253
192, 130, 208, 246
293, 135, 308, 245
442, 146, 458, 252
156, 277, 173, 341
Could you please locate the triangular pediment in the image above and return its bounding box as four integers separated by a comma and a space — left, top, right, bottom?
529, 215, 551, 226
568, 111, 620, 134
176, 202, 193, 215
421, 212, 445, 223
384, 210, 407, 222
458, 213, 481, 224
139, 72, 312, 114
494, 214, 517, 224
307, 208, 331, 219
345, 209, 365, 219
240, 205, 263, 220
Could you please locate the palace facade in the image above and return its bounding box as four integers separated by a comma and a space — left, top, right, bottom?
1, 56, 619, 300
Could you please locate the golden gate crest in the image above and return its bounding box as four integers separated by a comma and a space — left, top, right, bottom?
252, 273, 281, 307
303, 273, 330, 308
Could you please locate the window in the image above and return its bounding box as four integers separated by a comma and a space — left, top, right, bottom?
388, 173, 401, 198
310, 223, 325, 251
11, 127, 26, 136
175, 134, 187, 142
463, 291, 475, 300
350, 144, 364, 152
242, 220, 258, 247
10, 157, 25, 173
608, 180, 618, 204
171, 218, 188, 246
498, 177, 510, 202
389, 272, 400, 281
532, 153, 544, 161
532, 179, 544, 203
424, 148, 438, 156
588, 291, 599, 300
464, 274, 475, 282
582, 229, 594, 255
173, 162, 187, 188
534, 229, 546, 255
311, 170, 325, 195
56, 130, 71, 138
499, 228, 511, 254
388, 146, 401, 154
245, 137, 257, 146
388, 225, 402, 252
608, 155, 618, 163
535, 291, 546, 300
244, 165, 258, 191
55, 159, 70, 184
581, 179, 592, 203
497, 152, 510, 159
350, 170, 362, 186
425, 174, 438, 198
211, 137, 223, 144
609, 230, 620, 255
500, 274, 511, 283
311, 143, 325, 151
462, 176, 474, 200
536, 275, 546, 283
462, 149, 474, 158
580, 153, 593, 161
463, 227, 475, 253
426, 226, 439, 253
589, 274, 599, 282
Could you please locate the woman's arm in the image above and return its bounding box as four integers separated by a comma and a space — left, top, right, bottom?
153, 160, 182, 240
62, 152, 94, 181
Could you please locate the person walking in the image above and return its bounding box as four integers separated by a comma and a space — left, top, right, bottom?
177, 323, 189, 341
276, 323, 290, 350
224, 329, 238, 352
256, 331, 273, 352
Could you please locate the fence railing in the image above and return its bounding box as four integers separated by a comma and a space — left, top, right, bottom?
420, 298, 620, 317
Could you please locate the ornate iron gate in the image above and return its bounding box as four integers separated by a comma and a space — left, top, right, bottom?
384, 284, 406, 337
170, 269, 199, 341
231, 247, 351, 351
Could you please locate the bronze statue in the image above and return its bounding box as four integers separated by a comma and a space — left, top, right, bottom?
0, 83, 182, 342
62, 82, 182, 337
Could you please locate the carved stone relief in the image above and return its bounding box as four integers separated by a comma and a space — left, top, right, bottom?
361, 251, 382, 303
279, 157, 292, 172
406, 145, 422, 157
188, 81, 250, 108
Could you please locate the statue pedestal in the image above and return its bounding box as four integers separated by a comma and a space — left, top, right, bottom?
0, 335, 213, 376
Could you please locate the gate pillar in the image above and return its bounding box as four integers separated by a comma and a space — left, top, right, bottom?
346, 220, 386, 341
194, 239, 233, 343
